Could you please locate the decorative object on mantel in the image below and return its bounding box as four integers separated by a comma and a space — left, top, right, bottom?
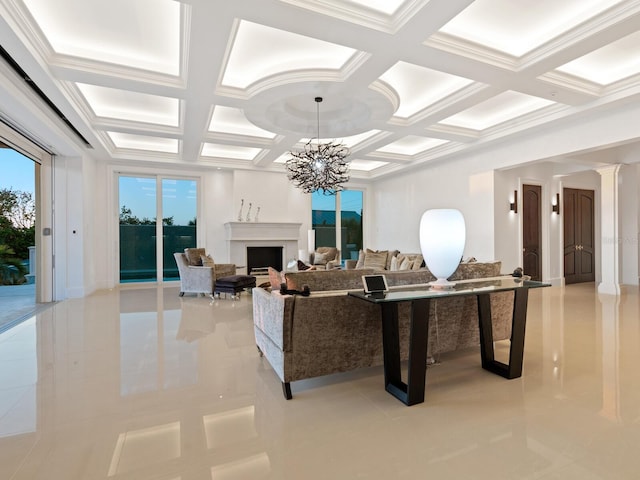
254, 206, 260, 222
246, 202, 252, 222
285, 97, 350, 195
419, 209, 466, 289
237, 199, 244, 222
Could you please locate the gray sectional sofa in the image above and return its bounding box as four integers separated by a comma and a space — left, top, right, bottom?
252, 261, 514, 399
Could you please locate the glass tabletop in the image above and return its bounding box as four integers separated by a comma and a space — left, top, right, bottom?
348, 277, 550, 303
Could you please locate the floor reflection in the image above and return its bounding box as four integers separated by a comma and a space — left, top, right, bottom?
0, 283, 639, 479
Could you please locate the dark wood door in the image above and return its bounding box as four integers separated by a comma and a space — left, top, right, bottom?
522, 184, 542, 281
563, 188, 595, 284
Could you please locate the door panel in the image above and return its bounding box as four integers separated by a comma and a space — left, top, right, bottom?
522, 185, 542, 281
564, 188, 595, 284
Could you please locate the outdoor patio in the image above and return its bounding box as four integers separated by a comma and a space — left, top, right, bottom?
0, 283, 42, 331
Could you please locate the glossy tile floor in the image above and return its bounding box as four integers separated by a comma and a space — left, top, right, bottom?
1, 283, 639, 479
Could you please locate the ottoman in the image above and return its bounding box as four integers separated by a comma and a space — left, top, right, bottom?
214, 274, 256, 299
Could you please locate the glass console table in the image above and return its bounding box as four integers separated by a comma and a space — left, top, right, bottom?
348, 277, 550, 406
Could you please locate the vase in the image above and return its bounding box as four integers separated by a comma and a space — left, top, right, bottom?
237, 199, 244, 222
419, 209, 466, 289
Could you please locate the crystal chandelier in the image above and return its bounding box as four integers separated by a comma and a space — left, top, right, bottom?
285, 97, 350, 195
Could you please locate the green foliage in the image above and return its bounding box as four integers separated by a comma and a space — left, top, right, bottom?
0, 188, 35, 229
0, 244, 27, 285
119, 205, 174, 226
0, 188, 35, 259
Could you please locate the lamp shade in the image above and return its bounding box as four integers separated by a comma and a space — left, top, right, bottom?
419, 209, 466, 289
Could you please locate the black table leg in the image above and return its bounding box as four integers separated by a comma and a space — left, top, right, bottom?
381, 298, 430, 405
478, 288, 529, 379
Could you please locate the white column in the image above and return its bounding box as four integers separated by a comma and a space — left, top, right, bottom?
597, 165, 621, 296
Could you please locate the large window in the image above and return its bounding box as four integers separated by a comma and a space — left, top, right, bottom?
311, 190, 363, 264
119, 176, 197, 283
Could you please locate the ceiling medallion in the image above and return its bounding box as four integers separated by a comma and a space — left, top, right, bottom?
285, 97, 350, 195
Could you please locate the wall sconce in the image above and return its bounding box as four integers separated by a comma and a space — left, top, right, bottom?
552, 193, 560, 214
509, 190, 518, 213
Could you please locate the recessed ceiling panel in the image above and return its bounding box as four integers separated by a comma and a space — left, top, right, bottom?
77, 84, 179, 126
244, 82, 396, 138
108, 132, 179, 153
350, 159, 388, 171
23, 0, 181, 75
555, 30, 640, 85
344, 0, 406, 15
201, 143, 262, 160
438, 0, 623, 57
221, 20, 358, 89
299, 130, 382, 148
376, 136, 448, 156
209, 106, 276, 138
379, 62, 474, 118
439, 91, 556, 131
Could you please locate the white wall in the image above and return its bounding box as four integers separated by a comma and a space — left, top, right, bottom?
87, 163, 315, 289
53, 155, 85, 299
371, 162, 496, 261
618, 164, 639, 285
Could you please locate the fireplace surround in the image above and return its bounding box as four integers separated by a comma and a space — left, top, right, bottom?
225, 222, 301, 273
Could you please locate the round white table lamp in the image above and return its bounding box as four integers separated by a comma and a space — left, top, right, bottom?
419, 209, 466, 289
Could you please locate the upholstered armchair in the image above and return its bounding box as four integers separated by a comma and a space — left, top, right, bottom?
173, 248, 236, 296
309, 246, 340, 270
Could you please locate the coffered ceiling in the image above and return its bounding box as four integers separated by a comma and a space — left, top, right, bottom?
1, 0, 640, 179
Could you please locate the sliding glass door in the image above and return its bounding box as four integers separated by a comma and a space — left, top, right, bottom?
119, 175, 197, 283
311, 190, 363, 265
161, 178, 196, 281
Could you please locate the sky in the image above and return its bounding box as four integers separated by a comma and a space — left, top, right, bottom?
312, 189, 362, 214
119, 176, 197, 226
0, 148, 35, 194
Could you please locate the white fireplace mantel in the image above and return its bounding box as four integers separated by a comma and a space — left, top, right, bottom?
224, 222, 302, 270
224, 222, 301, 241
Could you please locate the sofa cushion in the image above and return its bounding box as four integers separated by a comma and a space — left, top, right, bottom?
386, 250, 400, 269
363, 250, 388, 270
313, 252, 327, 265
400, 257, 413, 270
185, 248, 206, 266
285, 268, 375, 291
200, 254, 215, 268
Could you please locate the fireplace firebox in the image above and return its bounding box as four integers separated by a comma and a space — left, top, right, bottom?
247, 246, 283, 274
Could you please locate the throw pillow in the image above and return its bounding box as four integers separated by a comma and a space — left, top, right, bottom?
313, 252, 327, 265
389, 255, 399, 271
268, 267, 284, 289
386, 250, 400, 270
185, 248, 205, 266
200, 254, 215, 268
363, 251, 388, 270
411, 254, 424, 271
297, 260, 311, 271
354, 250, 365, 269
399, 257, 413, 270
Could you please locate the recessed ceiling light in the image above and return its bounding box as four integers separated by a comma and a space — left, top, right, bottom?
209, 106, 276, 138
221, 20, 358, 89
438, 0, 622, 57
439, 91, 556, 130
350, 159, 388, 171
107, 132, 179, 153
77, 83, 179, 126
345, 0, 406, 15
377, 136, 448, 156
555, 30, 640, 85
379, 62, 474, 118
23, 0, 181, 75
201, 143, 261, 160
299, 130, 382, 148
